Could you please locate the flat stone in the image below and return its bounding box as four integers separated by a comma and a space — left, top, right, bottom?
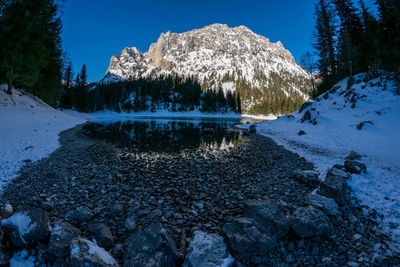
305, 189, 339, 216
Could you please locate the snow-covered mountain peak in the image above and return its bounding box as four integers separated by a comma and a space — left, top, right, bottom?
103, 23, 312, 113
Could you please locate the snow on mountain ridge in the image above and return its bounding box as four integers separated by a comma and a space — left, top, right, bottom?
103, 24, 312, 113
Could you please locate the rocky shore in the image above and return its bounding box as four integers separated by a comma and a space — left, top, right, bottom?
0, 123, 399, 266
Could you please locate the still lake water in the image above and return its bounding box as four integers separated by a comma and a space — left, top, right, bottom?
83, 117, 261, 152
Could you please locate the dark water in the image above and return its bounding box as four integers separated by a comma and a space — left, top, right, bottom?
82, 117, 260, 152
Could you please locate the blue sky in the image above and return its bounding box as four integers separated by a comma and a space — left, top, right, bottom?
61, 0, 377, 82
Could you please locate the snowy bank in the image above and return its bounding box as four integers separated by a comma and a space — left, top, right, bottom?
238, 72, 400, 250
0, 87, 86, 192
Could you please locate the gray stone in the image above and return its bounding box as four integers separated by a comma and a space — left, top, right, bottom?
125, 215, 137, 230
347, 151, 362, 161
1, 207, 49, 248
319, 174, 347, 205
89, 223, 114, 249
305, 189, 339, 216
67, 206, 94, 225
292, 170, 320, 184
48, 221, 81, 257
344, 160, 366, 174
326, 167, 350, 180
289, 206, 333, 239
1, 203, 13, 219
183, 231, 233, 267
245, 200, 289, 237
70, 238, 119, 267
124, 223, 180, 266
224, 217, 279, 262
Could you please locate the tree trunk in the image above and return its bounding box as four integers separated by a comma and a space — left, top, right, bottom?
6, 60, 14, 95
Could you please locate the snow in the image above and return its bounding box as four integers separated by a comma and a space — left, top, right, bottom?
238, 72, 400, 251
1, 212, 36, 243
9, 250, 36, 267
0, 86, 87, 192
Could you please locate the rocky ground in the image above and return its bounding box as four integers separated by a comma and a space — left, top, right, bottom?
1, 123, 399, 266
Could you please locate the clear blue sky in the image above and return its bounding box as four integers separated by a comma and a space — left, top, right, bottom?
60, 0, 377, 82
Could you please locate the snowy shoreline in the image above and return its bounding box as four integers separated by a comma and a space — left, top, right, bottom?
238, 73, 400, 251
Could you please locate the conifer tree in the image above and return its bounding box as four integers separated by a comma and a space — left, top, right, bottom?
314, 0, 337, 95
333, 0, 364, 77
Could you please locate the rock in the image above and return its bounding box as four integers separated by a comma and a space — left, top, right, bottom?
203, 128, 216, 134
70, 238, 119, 267
183, 231, 233, 267
88, 223, 114, 249
125, 215, 137, 230
48, 221, 81, 257
1, 207, 49, 248
289, 206, 333, 239
346, 151, 362, 161
124, 223, 180, 266
0, 229, 11, 265
319, 174, 347, 205
326, 167, 350, 180
298, 130, 306, 136
249, 124, 257, 134
224, 217, 279, 262
292, 170, 319, 184
1, 203, 13, 219
305, 190, 339, 216
67, 206, 94, 225
298, 101, 313, 113
245, 200, 289, 237
344, 160, 366, 174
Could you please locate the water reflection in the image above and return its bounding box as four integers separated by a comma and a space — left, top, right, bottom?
82, 118, 251, 152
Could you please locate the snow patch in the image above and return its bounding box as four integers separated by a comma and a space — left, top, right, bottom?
0, 86, 87, 192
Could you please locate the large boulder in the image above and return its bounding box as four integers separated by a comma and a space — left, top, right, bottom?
70, 238, 119, 267
89, 223, 114, 249
245, 200, 289, 237
48, 221, 81, 258
305, 190, 339, 216
183, 231, 233, 267
319, 174, 347, 205
1, 207, 49, 248
344, 160, 366, 174
124, 223, 180, 267
292, 170, 319, 184
289, 206, 333, 239
224, 217, 278, 262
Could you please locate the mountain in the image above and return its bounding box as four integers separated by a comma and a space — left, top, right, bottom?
102, 23, 312, 114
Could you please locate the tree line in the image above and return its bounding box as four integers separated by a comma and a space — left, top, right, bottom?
89, 75, 242, 114
313, 0, 400, 97
0, 0, 89, 110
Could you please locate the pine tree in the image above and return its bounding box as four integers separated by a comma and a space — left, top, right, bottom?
376, 0, 400, 71
314, 0, 338, 96
0, 0, 63, 104
333, 0, 364, 77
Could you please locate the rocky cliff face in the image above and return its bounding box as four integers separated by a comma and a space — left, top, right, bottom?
103, 24, 312, 113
